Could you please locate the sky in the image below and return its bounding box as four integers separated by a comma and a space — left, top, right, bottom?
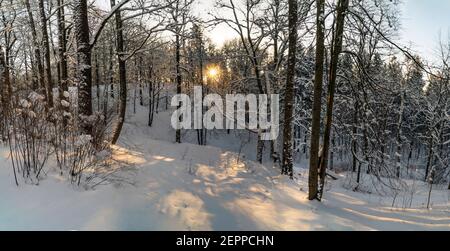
95, 0, 450, 62
400, 0, 450, 62
198, 0, 450, 62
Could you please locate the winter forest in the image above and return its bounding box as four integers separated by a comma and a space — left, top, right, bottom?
0, 0, 449, 231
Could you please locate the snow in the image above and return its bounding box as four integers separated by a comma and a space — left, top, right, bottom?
61, 100, 70, 107
0, 104, 449, 231
19, 99, 31, 109
74, 134, 93, 146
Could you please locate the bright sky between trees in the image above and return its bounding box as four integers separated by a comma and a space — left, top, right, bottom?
94, 0, 450, 62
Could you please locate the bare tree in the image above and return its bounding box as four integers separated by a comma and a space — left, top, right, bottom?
317, 0, 349, 201
167, 0, 194, 143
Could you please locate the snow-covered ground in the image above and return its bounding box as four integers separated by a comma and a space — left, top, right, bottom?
0, 105, 449, 231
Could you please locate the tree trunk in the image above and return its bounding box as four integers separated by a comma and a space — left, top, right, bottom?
330, 132, 335, 170
308, 0, 325, 201
57, 0, 68, 92
148, 65, 154, 127
281, 0, 298, 178
256, 137, 264, 164
74, 0, 93, 134
0, 45, 10, 107
109, 44, 115, 98
95, 53, 101, 111
317, 0, 349, 201
395, 90, 405, 178
175, 31, 182, 143
24, 0, 45, 93
39, 0, 54, 107
111, 0, 127, 145
352, 100, 358, 172
424, 136, 434, 182
156, 81, 160, 113
197, 28, 205, 146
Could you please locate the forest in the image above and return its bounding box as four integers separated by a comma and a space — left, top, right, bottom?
0, 0, 449, 231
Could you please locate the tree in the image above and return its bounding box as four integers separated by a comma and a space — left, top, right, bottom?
281, 0, 298, 178
167, 0, 194, 144
0, 44, 9, 108
73, 0, 132, 134
190, 23, 207, 145
73, 0, 93, 133
24, 0, 44, 92
308, 0, 325, 201
108, 0, 168, 143
57, 0, 68, 93
110, 0, 127, 145
0, 0, 16, 107
212, 0, 272, 163
317, 0, 349, 201
38, 0, 54, 107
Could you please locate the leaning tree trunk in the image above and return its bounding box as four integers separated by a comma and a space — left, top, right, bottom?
110, 0, 127, 145
74, 0, 93, 133
308, 0, 325, 201
317, 0, 349, 201
281, 0, 298, 179
39, 0, 54, 108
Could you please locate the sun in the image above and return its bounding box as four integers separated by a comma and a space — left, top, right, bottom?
207, 66, 221, 80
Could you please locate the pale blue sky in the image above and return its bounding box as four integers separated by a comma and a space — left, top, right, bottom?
400, 0, 450, 61
200, 0, 450, 61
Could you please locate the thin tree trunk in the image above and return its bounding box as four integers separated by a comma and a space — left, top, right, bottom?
148, 65, 154, 126
197, 28, 205, 146
39, 0, 54, 107
139, 57, 144, 106
156, 81, 161, 113
109, 44, 115, 98
330, 132, 335, 170
111, 0, 127, 145
95, 53, 101, 111
395, 90, 405, 178
57, 0, 68, 93
425, 136, 434, 182
175, 31, 182, 143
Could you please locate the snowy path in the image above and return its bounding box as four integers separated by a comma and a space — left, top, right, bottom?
0, 108, 449, 230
